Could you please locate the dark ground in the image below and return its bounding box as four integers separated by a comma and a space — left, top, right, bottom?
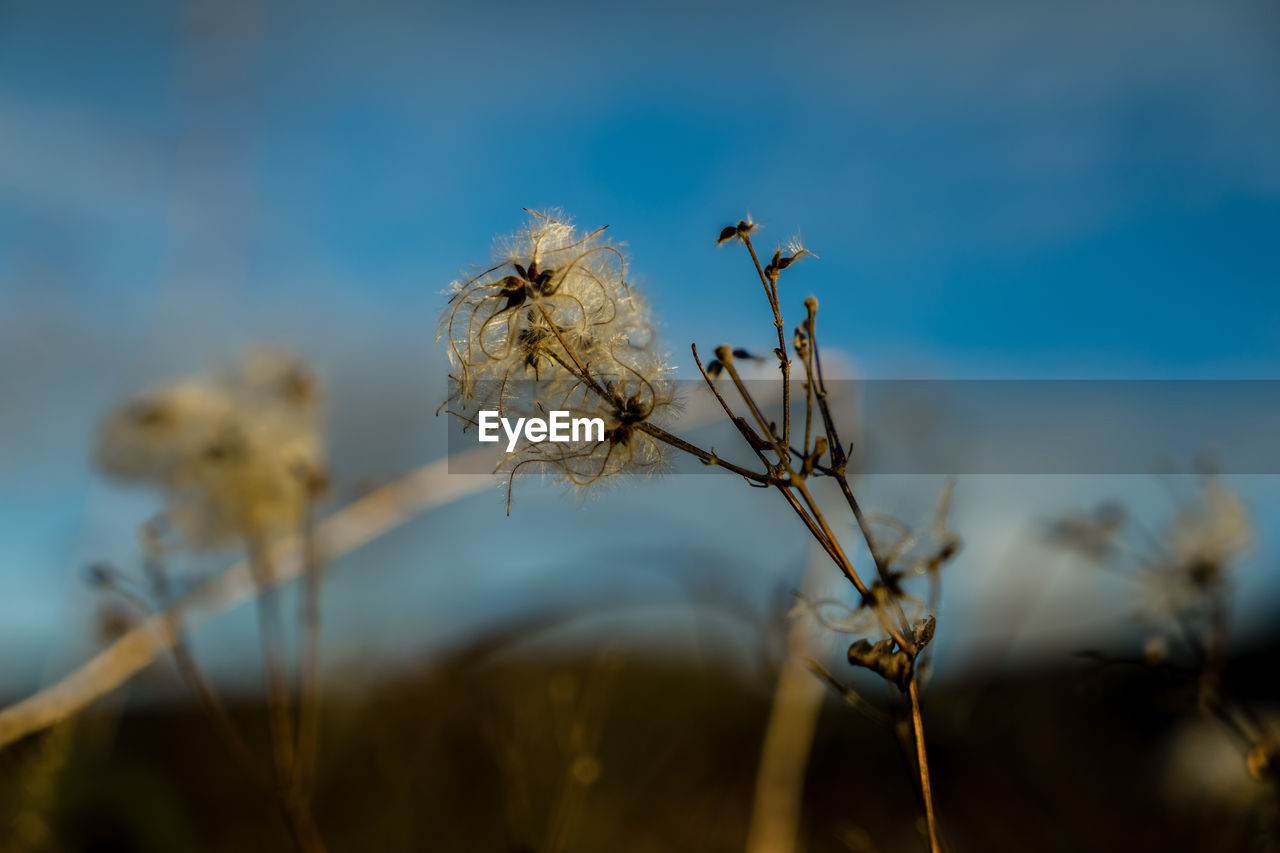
2, 633, 1277, 853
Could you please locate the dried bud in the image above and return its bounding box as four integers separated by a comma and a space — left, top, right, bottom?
801, 436, 828, 476
792, 327, 809, 360
913, 616, 936, 650
775, 238, 813, 272
717, 217, 758, 245
847, 638, 913, 687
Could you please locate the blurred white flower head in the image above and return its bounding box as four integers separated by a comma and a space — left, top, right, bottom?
95, 349, 326, 547
1166, 482, 1253, 574
1134, 482, 1253, 623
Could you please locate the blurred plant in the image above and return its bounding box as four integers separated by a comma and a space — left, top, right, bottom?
1047, 475, 1279, 797
438, 211, 963, 852
5, 718, 77, 852
92, 348, 330, 853
96, 347, 326, 547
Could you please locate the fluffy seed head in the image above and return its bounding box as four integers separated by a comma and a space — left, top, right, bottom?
440, 209, 651, 413
438, 210, 675, 501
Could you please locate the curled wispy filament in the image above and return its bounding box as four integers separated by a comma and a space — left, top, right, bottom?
438, 210, 675, 502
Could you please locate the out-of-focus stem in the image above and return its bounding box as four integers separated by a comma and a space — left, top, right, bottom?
908, 676, 941, 853
294, 497, 322, 798
745, 555, 830, 853
0, 449, 499, 750
244, 533, 297, 787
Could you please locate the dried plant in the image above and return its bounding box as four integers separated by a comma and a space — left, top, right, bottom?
1047, 475, 1279, 795
96, 348, 326, 547
437, 210, 963, 851
91, 349, 330, 853
439, 209, 679, 506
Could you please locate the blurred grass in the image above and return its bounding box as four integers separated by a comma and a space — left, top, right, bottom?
3, 631, 1278, 853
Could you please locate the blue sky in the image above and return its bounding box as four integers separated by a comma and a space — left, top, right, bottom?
1, 0, 1278, 692
3, 0, 1279, 373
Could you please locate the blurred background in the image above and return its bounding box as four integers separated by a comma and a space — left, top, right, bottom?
2, 0, 1279, 850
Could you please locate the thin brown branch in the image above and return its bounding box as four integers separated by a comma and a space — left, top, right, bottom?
690, 345, 863, 572
799, 311, 816, 459
541, 318, 774, 485
634, 422, 772, 485
806, 303, 847, 469
691, 343, 777, 472
717, 349, 789, 465
741, 233, 792, 453
908, 676, 942, 853
792, 479, 873, 603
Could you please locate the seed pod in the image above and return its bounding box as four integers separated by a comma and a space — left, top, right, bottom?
848, 638, 913, 687
913, 616, 936, 650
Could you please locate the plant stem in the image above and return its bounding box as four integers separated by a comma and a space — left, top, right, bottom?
294, 495, 322, 799
908, 676, 941, 853
244, 533, 297, 788
740, 233, 792, 452
145, 533, 326, 853
636, 422, 773, 485
719, 354, 789, 463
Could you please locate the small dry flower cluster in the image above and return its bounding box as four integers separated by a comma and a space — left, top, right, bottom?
1048, 476, 1277, 785
1047, 477, 1251, 655
439, 212, 961, 852
438, 210, 676, 499
95, 349, 326, 548
91, 348, 330, 853
796, 483, 961, 685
